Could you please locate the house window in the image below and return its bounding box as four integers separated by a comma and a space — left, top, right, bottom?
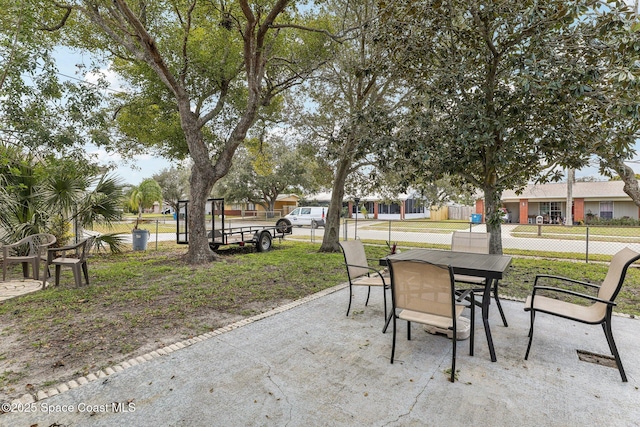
405, 198, 425, 214
540, 202, 563, 223
379, 202, 401, 214
600, 201, 613, 220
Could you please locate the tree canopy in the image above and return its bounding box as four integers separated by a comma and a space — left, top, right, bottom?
33, 0, 335, 263
377, 0, 640, 253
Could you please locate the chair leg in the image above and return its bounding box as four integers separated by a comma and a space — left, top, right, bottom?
390, 312, 397, 364
451, 319, 457, 382
82, 262, 89, 285
33, 258, 40, 281
382, 310, 394, 334
346, 284, 353, 316
524, 310, 536, 360
469, 295, 475, 357
22, 262, 30, 279
381, 286, 387, 325
602, 320, 627, 382
72, 265, 81, 287
364, 286, 371, 306
55, 265, 61, 287
407, 321, 411, 341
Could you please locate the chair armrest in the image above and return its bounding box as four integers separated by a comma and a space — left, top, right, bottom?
345, 263, 388, 283
456, 289, 474, 305
47, 241, 84, 262
2, 237, 30, 250
2, 237, 30, 256
531, 285, 615, 306
533, 274, 600, 289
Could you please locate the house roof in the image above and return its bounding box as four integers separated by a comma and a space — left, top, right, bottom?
305, 191, 415, 203
276, 194, 299, 202
501, 181, 631, 202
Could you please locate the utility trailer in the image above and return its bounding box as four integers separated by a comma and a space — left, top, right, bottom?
176, 198, 293, 252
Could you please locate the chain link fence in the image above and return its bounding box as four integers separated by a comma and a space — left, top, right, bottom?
85, 217, 640, 262
335, 219, 640, 262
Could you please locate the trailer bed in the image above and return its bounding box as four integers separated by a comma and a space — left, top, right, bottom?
176, 198, 292, 252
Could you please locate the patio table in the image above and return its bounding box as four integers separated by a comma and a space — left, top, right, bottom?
381, 248, 512, 362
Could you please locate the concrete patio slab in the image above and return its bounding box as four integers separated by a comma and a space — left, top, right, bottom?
0, 279, 44, 301
2, 284, 639, 426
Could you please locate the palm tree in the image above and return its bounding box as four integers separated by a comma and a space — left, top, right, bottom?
128, 178, 163, 227
0, 146, 126, 252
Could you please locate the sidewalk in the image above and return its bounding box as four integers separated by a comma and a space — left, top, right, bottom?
3, 282, 639, 426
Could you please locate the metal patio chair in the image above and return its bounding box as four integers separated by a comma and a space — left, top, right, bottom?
451, 231, 508, 327
387, 258, 474, 382
338, 240, 389, 327
524, 247, 640, 382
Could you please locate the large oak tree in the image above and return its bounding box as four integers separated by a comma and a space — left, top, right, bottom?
378, 0, 640, 254
41, 0, 331, 263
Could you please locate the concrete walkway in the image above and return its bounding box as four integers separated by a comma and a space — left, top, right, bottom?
2, 283, 639, 426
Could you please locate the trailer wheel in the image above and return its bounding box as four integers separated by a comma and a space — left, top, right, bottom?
209, 243, 220, 251
256, 231, 272, 252
311, 220, 319, 229
276, 218, 292, 234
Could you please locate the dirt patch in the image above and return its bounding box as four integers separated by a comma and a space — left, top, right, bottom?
0, 303, 273, 403
0, 242, 349, 404
0, 298, 283, 403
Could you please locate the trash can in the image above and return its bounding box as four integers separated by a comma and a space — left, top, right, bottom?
132, 229, 150, 251
471, 213, 482, 224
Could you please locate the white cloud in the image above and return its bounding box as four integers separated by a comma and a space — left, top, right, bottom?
85, 65, 124, 93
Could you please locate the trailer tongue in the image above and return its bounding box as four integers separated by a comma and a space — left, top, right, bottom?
176, 198, 292, 252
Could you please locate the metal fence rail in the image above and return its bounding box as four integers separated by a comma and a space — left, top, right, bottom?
337, 219, 640, 262
85, 217, 640, 262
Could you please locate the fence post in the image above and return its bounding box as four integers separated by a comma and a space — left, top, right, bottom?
585, 226, 589, 263
343, 219, 348, 241
155, 220, 159, 250
388, 220, 392, 246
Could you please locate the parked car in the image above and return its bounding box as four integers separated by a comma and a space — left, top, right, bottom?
284, 207, 326, 229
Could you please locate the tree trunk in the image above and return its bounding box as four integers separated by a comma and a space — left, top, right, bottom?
185, 163, 217, 264
319, 159, 350, 252
483, 185, 503, 255
613, 159, 640, 206
565, 168, 574, 226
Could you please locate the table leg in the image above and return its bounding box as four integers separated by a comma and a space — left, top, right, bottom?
483, 278, 497, 362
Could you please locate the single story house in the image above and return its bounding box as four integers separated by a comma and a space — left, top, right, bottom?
304, 191, 433, 220
224, 194, 300, 216
475, 181, 639, 224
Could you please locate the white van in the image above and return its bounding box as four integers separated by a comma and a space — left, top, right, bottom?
285, 207, 326, 228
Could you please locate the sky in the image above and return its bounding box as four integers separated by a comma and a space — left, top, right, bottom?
55, 20, 640, 187
55, 48, 172, 186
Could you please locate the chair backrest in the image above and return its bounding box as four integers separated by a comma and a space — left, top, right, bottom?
79, 236, 95, 262
338, 240, 371, 279
451, 231, 490, 254
597, 247, 640, 304
388, 259, 455, 318
32, 233, 56, 256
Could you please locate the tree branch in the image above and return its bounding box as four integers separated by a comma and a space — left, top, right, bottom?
39, 3, 73, 31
